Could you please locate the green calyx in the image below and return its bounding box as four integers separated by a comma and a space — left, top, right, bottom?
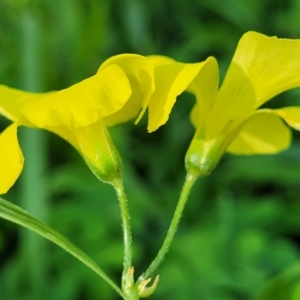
76, 123, 123, 185
185, 134, 226, 178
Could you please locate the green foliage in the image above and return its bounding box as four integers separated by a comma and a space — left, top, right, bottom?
1, 0, 300, 299
257, 264, 300, 300
0, 197, 123, 297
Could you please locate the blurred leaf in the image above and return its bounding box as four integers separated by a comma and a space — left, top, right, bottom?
0, 197, 124, 299
257, 263, 300, 300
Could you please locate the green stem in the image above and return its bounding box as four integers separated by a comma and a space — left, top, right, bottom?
113, 178, 133, 274
137, 173, 198, 283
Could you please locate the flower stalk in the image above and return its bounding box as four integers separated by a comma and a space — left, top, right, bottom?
137, 172, 198, 284
112, 178, 135, 296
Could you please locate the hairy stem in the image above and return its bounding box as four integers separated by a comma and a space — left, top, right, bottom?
113, 178, 133, 276
137, 173, 198, 283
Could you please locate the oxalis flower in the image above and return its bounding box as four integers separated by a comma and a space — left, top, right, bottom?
0, 54, 155, 194
146, 31, 300, 178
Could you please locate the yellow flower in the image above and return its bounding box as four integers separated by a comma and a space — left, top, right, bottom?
0, 54, 155, 194
146, 32, 300, 177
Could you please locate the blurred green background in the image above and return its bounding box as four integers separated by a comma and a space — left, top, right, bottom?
1, 0, 300, 299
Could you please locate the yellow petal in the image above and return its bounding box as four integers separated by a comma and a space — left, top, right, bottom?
22, 64, 132, 129
104, 77, 144, 126
0, 123, 24, 194
227, 110, 291, 155
147, 55, 175, 66
147, 56, 211, 132
232, 31, 300, 107
204, 62, 256, 139
99, 54, 155, 125
274, 107, 300, 130
45, 126, 79, 151
0, 85, 41, 121
189, 56, 219, 130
